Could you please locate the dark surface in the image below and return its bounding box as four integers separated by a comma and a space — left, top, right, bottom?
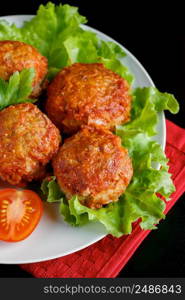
0, 0, 184, 278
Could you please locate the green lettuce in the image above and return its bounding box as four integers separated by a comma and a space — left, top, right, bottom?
41, 87, 178, 237
125, 87, 179, 136
0, 68, 35, 110
0, 2, 133, 83
41, 176, 64, 203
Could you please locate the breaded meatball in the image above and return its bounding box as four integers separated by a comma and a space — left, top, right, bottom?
0, 103, 61, 185
46, 63, 132, 134
53, 126, 133, 209
0, 40, 48, 97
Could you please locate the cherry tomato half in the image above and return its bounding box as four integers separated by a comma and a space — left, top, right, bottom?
0, 189, 43, 242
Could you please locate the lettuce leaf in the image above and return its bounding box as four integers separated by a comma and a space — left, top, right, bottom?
41, 87, 178, 237
122, 87, 180, 136
0, 2, 133, 83
41, 176, 64, 203
0, 68, 35, 110
0, 20, 22, 40
133, 87, 179, 115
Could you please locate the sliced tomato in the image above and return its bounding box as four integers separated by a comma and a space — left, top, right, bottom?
0, 189, 43, 242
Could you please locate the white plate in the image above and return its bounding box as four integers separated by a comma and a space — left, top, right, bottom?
0, 15, 166, 264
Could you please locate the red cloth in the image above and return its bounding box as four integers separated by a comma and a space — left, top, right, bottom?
21, 120, 185, 278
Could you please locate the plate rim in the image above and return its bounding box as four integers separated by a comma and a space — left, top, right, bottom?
0, 14, 166, 264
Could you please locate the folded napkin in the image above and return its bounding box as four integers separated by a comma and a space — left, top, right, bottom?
21, 120, 185, 278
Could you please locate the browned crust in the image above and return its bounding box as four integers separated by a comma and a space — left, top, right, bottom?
53, 125, 133, 209
46, 63, 132, 134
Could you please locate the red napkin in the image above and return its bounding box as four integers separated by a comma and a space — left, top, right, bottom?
21, 120, 185, 278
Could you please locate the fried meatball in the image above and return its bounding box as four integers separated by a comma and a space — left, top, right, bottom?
0, 40, 48, 97
53, 126, 133, 209
46, 63, 132, 134
0, 103, 61, 185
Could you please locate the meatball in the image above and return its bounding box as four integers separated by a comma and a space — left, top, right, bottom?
46, 63, 132, 134
0, 40, 48, 97
53, 126, 133, 209
0, 103, 61, 185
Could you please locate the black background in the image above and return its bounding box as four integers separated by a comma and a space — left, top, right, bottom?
0, 0, 184, 278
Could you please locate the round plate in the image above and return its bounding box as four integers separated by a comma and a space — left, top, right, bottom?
0, 15, 166, 264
